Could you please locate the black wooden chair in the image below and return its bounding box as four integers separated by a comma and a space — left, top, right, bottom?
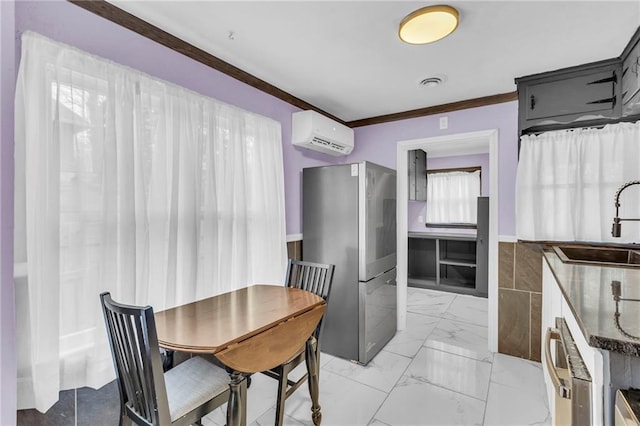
100, 292, 230, 426
261, 259, 335, 426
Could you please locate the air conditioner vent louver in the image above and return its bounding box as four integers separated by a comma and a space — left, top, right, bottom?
310, 137, 349, 153
292, 111, 354, 156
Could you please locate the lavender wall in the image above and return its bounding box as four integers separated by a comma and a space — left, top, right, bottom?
350, 102, 519, 237
1, 1, 17, 424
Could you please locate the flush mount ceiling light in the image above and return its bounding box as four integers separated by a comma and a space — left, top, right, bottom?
399, 5, 459, 45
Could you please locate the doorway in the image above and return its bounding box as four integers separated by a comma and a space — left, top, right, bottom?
396, 129, 499, 352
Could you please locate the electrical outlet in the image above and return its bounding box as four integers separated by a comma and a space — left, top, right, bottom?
439, 116, 448, 129
418, 215, 424, 223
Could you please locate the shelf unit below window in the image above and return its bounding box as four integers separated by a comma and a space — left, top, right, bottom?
439, 258, 477, 267
408, 232, 484, 297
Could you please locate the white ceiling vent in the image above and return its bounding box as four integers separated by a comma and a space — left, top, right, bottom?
292, 110, 354, 156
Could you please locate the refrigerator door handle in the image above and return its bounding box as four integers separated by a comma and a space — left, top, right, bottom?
358, 162, 367, 280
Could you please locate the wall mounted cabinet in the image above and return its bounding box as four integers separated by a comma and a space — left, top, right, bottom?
516, 26, 640, 136
408, 149, 426, 201
516, 59, 621, 133
622, 28, 640, 116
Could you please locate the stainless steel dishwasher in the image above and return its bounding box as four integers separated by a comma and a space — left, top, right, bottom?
544, 317, 592, 425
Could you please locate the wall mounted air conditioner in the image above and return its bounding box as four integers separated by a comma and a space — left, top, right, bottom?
292, 110, 354, 156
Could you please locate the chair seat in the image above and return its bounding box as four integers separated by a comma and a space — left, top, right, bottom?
165, 356, 229, 422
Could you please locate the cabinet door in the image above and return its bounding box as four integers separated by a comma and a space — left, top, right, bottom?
524, 69, 617, 121
408, 149, 426, 201
475, 197, 489, 296
622, 38, 640, 115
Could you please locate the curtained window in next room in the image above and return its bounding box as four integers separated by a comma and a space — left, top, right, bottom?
426, 169, 481, 226
14, 31, 287, 412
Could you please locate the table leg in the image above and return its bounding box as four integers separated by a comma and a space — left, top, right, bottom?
226, 370, 247, 426
305, 337, 322, 425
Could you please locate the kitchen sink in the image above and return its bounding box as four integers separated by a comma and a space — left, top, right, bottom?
553, 245, 640, 267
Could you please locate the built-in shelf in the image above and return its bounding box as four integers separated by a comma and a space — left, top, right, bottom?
439, 258, 477, 267
407, 197, 488, 297
407, 232, 478, 293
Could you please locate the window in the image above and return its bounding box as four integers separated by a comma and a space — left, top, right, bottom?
15, 32, 287, 412
425, 167, 481, 227
517, 123, 640, 243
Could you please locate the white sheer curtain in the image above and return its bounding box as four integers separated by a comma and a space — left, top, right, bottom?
14, 31, 287, 412
426, 170, 480, 224
516, 122, 640, 243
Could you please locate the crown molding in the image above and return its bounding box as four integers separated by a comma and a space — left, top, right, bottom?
68, 1, 517, 129
347, 92, 518, 128
68, 0, 346, 125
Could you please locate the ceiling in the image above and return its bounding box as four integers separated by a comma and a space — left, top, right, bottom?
108, 1, 640, 123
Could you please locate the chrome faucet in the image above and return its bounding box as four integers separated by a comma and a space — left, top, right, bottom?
612, 180, 640, 237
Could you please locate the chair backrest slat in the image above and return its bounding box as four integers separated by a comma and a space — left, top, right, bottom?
108, 311, 138, 417
133, 315, 154, 421
100, 292, 170, 426
284, 260, 335, 340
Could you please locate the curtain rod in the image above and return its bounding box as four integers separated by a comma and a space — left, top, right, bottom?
426, 166, 481, 175
521, 113, 640, 136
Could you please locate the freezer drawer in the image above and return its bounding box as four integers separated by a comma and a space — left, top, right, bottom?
359, 268, 397, 364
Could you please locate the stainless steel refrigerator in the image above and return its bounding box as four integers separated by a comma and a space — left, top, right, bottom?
303, 161, 396, 365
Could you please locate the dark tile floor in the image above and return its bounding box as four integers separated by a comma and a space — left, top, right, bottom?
17, 350, 189, 425
17, 380, 120, 426
17, 388, 75, 426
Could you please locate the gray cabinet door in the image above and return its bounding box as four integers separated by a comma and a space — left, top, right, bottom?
475, 197, 489, 297
408, 149, 426, 201
622, 35, 640, 115
516, 59, 621, 133
523, 69, 617, 121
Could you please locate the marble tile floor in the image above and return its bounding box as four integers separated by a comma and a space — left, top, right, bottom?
204, 287, 551, 426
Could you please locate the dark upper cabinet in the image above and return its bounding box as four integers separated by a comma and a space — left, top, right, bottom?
622, 27, 640, 116
515, 26, 640, 137
408, 149, 426, 201
516, 59, 621, 133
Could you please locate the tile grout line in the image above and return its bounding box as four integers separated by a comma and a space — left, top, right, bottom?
405, 371, 491, 404
481, 351, 497, 425
528, 291, 532, 360
512, 242, 516, 290
367, 316, 444, 425
421, 344, 493, 364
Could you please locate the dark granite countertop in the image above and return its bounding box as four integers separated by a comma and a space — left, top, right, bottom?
544, 251, 640, 356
